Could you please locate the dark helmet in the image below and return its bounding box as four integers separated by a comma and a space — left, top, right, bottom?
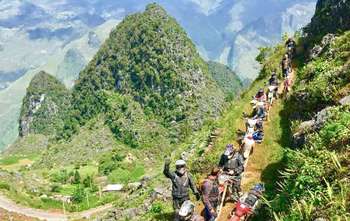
258, 88, 264, 93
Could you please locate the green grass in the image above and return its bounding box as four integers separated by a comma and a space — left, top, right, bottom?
107, 164, 145, 184
58, 184, 76, 195
0, 155, 21, 165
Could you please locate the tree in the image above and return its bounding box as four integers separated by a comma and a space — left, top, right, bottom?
72, 185, 85, 203
72, 170, 81, 184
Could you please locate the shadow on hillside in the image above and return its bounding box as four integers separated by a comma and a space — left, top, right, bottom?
253, 102, 292, 220
277, 100, 293, 148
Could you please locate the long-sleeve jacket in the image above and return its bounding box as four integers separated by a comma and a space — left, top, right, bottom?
163, 163, 199, 198
202, 177, 220, 211
219, 153, 244, 175
281, 58, 290, 70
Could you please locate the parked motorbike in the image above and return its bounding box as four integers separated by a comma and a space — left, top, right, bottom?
229, 201, 252, 221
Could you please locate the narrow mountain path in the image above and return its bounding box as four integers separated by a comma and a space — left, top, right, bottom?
0, 194, 113, 221
196, 69, 295, 221
219, 70, 295, 221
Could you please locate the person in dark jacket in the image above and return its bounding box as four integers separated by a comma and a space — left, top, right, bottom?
201, 167, 220, 221
219, 144, 244, 200
285, 37, 296, 48
164, 158, 200, 221
281, 54, 291, 77
268, 72, 279, 86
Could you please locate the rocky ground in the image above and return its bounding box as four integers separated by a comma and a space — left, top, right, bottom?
0, 208, 39, 221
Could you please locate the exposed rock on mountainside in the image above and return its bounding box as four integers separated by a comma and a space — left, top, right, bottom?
304, 0, 350, 41
19, 71, 70, 137
88, 31, 101, 48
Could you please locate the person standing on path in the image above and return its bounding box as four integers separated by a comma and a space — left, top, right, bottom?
164, 158, 201, 221
219, 144, 245, 200
281, 54, 291, 78
241, 134, 255, 160
201, 167, 220, 221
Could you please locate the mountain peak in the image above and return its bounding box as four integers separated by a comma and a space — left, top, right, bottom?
145, 3, 168, 17
65, 4, 225, 144
19, 71, 69, 137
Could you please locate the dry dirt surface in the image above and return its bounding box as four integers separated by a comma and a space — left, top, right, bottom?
0, 208, 39, 221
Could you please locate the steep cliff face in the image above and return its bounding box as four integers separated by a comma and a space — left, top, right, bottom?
19, 71, 70, 137
304, 0, 350, 42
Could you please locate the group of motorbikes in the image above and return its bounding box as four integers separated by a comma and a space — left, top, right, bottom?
222, 40, 295, 221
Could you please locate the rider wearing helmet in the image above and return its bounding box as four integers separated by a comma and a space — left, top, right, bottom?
281, 54, 290, 78
285, 37, 296, 56
285, 37, 296, 48
219, 144, 245, 199
254, 88, 266, 102
164, 158, 201, 221
268, 72, 278, 86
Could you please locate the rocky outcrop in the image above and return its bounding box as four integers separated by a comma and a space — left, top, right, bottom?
293, 107, 333, 146
87, 31, 101, 48
309, 33, 335, 59
339, 95, 350, 105
304, 0, 350, 40
20, 94, 46, 136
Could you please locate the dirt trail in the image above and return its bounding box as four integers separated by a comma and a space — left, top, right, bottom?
0, 194, 113, 221
208, 70, 295, 221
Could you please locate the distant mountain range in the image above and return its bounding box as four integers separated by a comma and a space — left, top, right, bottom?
0, 0, 316, 149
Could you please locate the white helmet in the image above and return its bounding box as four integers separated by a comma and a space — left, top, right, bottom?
175, 159, 186, 167
179, 200, 194, 219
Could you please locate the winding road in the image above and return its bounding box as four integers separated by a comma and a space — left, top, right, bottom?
0, 194, 113, 221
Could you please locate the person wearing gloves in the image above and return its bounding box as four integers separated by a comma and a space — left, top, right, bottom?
164, 158, 201, 221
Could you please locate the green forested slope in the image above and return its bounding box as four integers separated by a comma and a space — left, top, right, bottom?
208, 61, 243, 101
19, 71, 70, 137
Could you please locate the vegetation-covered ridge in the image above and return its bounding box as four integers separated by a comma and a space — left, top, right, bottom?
19, 71, 70, 137
303, 0, 350, 44
65, 3, 225, 143
208, 61, 243, 101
